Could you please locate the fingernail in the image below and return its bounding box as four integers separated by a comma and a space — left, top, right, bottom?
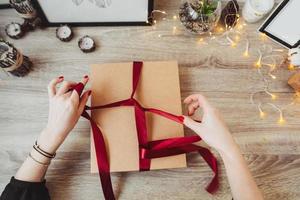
88, 90, 92, 96
58, 76, 64, 80
84, 75, 89, 79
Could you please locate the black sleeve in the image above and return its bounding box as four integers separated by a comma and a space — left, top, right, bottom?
0, 177, 50, 200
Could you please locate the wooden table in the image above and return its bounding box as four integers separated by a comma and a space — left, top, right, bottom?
1, 1, 300, 199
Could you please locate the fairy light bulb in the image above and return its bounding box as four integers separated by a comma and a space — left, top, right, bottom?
243, 39, 250, 57
235, 35, 240, 41
243, 50, 249, 57
255, 51, 262, 68
218, 27, 224, 32
255, 60, 261, 68
173, 15, 177, 20
259, 110, 266, 118
278, 115, 285, 125
270, 74, 276, 79
288, 63, 295, 70
271, 93, 277, 100
198, 38, 204, 44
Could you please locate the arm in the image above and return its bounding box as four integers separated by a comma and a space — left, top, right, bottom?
1, 76, 90, 200
183, 94, 263, 200
16, 75, 90, 182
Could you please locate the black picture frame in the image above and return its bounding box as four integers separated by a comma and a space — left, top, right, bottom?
31, 0, 153, 27
259, 0, 300, 49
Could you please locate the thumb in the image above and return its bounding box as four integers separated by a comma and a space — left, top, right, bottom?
183, 115, 203, 133
78, 90, 91, 115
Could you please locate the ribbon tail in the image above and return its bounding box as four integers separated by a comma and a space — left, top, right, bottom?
82, 110, 115, 200
143, 143, 219, 194
195, 145, 219, 194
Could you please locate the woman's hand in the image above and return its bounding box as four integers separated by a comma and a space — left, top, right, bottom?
37, 75, 91, 154
184, 94, 264, 200
183, 94, 237, 154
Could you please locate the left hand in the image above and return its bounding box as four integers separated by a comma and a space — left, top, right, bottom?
37, 75, 91, 154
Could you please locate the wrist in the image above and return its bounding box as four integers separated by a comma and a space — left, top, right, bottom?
30, 148, 52, 165
37, 129, 61, 154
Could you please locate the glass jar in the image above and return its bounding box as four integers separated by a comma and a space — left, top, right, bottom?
179, 0, 222, 34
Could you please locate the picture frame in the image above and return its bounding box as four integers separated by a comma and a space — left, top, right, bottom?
31, 0, 153, 27
259, 0, 300, 49
0, 0, 10, 9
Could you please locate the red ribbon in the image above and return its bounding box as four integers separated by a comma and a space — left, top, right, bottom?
74, 62, 219, 200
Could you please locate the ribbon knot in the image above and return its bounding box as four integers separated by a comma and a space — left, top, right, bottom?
75, 61, 219, 200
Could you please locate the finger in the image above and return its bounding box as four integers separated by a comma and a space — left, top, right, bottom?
48, 76, 64, 97
71, 75, 89, 100
184, 94, 211, 112
183, 115, 203, 133
57, 81, 77, 96
187, 101, 199, 116
78, 90, 91, 114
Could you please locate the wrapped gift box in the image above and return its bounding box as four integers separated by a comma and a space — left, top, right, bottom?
90, 61, 187, 172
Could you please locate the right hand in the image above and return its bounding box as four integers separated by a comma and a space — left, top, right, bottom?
183, 94, 237, 154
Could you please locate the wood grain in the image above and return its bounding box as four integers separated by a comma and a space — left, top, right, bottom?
1, 0, 300, 199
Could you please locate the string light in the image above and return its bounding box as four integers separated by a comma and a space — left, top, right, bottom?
147, 1, 295, 125
258, 103, 266, 119
242, 39, 249, 57
255, 50, 262, 68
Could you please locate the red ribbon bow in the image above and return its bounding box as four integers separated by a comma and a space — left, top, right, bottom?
73, 61, 219, 200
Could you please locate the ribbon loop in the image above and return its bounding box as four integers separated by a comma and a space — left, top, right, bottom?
73, 82, 84, 96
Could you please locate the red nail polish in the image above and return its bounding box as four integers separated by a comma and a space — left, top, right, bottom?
84, 75, 89, 79
88, 90, 92, 95
58, 76, 64, 79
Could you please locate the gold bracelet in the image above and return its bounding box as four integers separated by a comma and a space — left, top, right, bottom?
28, 153, 50, 166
